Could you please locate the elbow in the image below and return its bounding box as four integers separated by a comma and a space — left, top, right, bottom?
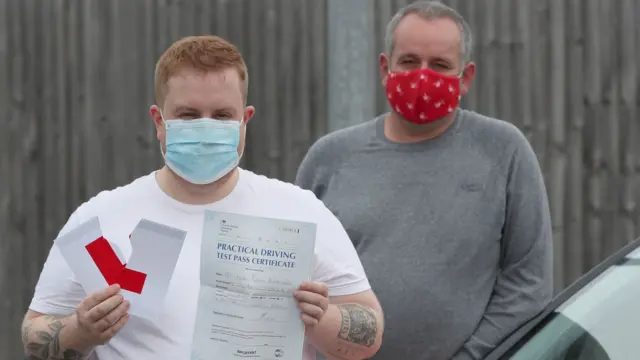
356, 310, 384, 359
360, 304, 385, 359
21, 310, 43, 340
367, 320, 384, 358
363, 338, 383, 359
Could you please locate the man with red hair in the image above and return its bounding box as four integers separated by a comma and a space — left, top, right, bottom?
21, 35, 383, 360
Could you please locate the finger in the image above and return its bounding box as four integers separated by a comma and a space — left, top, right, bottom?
299, 282, 329, 297
301, 313, 319, 326
294, 290, 328, 310
79, 284, 121, 313
99, 313, 130, 343
95, 300, 130, 333
85, 294, 125, 323
297, 301, 324, 320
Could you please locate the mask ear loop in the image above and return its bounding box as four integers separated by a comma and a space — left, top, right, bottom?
457, 68, 466, 101
238, 116, 246, 160
159, 109, 168, 159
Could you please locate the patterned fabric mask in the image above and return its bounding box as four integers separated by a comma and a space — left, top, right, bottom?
385, 67, 462, 124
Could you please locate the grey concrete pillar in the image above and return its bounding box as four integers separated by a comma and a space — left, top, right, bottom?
327, 0, 378, 132
317, 3, 378, 359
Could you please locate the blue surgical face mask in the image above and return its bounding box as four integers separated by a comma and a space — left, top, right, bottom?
160, 113, 244, 185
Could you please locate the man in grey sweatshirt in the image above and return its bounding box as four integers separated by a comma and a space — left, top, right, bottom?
295, 2, 553, 359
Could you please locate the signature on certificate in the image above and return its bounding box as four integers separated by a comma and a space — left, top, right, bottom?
249, 312, 287, 323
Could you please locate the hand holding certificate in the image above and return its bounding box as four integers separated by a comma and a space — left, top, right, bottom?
293, 281, 330, 326
191, 211, 317, 360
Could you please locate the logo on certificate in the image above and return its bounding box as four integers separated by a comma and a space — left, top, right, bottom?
274, 349, 284, 358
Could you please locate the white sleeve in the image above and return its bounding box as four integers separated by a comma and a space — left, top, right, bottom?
28, 206, 89, 316
312, 205, 371, 297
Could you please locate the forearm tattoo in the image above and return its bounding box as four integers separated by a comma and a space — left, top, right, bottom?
22, 316, 85, 360
337, 304, 378, 347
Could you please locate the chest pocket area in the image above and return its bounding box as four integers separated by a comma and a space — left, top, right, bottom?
444, 172, 506, 248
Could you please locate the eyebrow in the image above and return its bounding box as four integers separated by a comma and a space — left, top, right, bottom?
174, 106, 199, 113
432, 56, 455, 64
173, 106, 235, 113
398, 52, 420, 59
397, 53, 456, 65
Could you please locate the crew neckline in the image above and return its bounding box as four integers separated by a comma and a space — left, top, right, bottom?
150, 168, 248, 213
375, 108, 465, 150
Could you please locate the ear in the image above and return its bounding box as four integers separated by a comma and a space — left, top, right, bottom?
243, 105, 256, 125
460, 61, 476, 96
149, 105, 164, 142
380, 53, 391, 87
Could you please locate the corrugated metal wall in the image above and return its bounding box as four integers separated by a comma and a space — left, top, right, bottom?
1, 0, 639, 358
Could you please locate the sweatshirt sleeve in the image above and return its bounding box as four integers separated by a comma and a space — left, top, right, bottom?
452, 131, 554, 359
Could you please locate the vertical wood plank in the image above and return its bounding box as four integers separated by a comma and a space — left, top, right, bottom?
478, 0, 497, 118
292, 0, 314, 180
68, 0, 86, 209
548, 0, 567, 291
309, 0, 328, 139
515, 0, 533, 142
245, 0, 264, 171
53, 0, 71, 242
262, 0, 281, 177
279, 0, 296, 181
6, 0, 27, 356
584, 0, 605, 268
602, 0, 621, 257
565, 0, 586, 282
0, 0, 11, 354
619, 0, 639, 246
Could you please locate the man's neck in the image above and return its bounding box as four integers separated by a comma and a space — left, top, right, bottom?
155, 166, 239, 205
384, 111, 456, 143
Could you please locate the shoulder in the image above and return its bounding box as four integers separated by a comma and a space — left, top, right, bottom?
60, 173, 156, 234
459, 110, 543, 188
458, 109, 535, 164
242, 169, 323, 206
304, 117, 379, 162
296, 117, 379, 189
241, 169, 336, 220
461, 109, 529, 148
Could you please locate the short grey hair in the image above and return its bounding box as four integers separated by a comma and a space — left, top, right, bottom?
384, 1, 473, 64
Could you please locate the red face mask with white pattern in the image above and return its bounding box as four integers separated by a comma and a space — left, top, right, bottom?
385, 67, 462, 124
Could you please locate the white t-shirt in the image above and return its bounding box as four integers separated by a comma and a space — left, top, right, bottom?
29, 168, 371, 360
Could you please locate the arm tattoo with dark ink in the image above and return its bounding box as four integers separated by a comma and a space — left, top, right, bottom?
23, 316, 85, 360
337, 304, 378, 347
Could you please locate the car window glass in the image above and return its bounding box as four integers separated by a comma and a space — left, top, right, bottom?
507, 246, 640, 360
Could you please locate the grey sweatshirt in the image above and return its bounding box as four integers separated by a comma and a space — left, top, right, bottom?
295, 109, 553, 360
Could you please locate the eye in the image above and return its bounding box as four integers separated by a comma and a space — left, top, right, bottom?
215, 112, 234, 119
179, 112, 199, 120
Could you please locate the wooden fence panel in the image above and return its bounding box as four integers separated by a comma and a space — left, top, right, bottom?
1, 0, 640, 358
0, 0, 327, 357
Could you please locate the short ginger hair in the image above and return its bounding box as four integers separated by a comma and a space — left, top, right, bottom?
154, 35, 249, 106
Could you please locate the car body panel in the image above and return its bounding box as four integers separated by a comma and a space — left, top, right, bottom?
484, 238, 640, 360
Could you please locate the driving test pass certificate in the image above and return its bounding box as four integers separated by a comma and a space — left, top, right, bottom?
191, 210, 316, 360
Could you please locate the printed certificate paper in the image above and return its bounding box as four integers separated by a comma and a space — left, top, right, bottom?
191, 211, 317, 360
